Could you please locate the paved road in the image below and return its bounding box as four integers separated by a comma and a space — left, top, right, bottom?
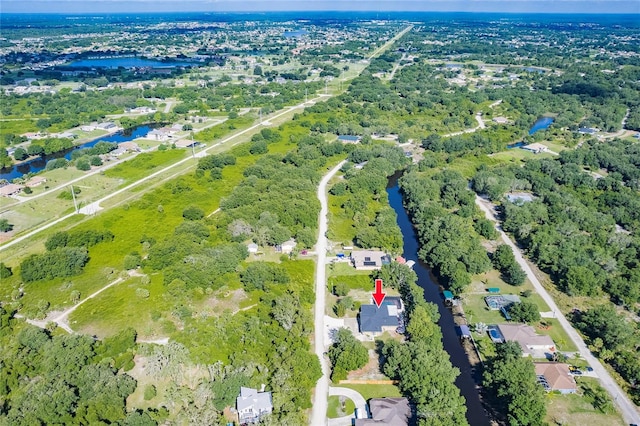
0, 94, 330, 252
327, 387, 367, 426
475, 195, 640, 425
311, 160, 346, 426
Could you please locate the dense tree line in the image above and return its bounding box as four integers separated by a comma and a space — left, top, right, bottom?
45, 229, 114, 251
379, 263, 468, 425
0, 308, 144, 425
483, 341, 546, 426
20, 247, 89, 283
399, 169, 491, 294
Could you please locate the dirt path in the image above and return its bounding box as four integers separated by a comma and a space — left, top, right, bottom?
475, 195, 640, 425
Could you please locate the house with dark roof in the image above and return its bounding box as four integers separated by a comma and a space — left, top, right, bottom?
355, 397, 412, 425
359, 297, 404, 337
236, 387, 273, 424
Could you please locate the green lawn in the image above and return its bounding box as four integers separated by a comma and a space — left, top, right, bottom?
544, 378, 625, 426
327, 396, 355, 418
339, 383, 402, 401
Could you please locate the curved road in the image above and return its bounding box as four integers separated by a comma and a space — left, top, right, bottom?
311, 160, 346, 426
475, 195, 640, 425
328, 387, 367, 426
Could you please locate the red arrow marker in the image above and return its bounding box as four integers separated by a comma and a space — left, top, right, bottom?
372, 278, 386, 308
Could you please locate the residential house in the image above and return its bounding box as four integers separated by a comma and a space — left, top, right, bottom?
497, 324, 556, 357
521, 143, 548, 154
359, 297, 404, 337
492, 116, 509, 124
338, 135, 361, 143
534, 362, 577, 394
350, 250, 390, 270
174, 139, 198, 149
25, 176, 47, 187
236, 387, 273, 424
506, 192, 534, 204
578, 127, 598, 135
355, 397, 412, 425
280, 239, 297, 254
0, 183, 23, 197
96, 122, 118, 131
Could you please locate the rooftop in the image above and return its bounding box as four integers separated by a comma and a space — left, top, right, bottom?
355, 397, 412, 425
359, 297, 403, 333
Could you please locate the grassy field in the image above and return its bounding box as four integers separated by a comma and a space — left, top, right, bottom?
339, 383, 402, 401
327, 396, 355, 419
544, 378, 625, 426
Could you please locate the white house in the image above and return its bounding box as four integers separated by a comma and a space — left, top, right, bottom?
236, 387, 273, 424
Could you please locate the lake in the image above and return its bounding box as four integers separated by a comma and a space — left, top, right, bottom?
507, 117, 555, 148
528, 116, 554, 135
0, 125, 155, 181
67, 57, 199, 69
387, 175, 492, 426
283, 29, 308, 38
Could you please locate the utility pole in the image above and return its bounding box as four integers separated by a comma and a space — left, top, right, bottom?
305, 87, 308, 103
70, 185, 78, 214
190, 132, 196, 158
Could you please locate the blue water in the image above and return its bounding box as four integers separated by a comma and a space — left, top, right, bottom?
283, 29, 308, 38
0, 125, 155, 181
387, 176, 491, 426
528, 117, 554, 135
506, 117, 554, 149
68, 57, 196, 69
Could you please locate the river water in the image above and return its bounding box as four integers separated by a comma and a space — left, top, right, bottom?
387, 175, 491, 426
0, 124, 156, 181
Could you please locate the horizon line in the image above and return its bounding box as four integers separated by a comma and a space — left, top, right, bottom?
2, 9, 639, 15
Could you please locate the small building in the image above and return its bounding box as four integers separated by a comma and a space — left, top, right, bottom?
351, 250, 391, 270
521, 143, 548, 154
578, 127, 598, 135
25, 176, 47, 187
247, 243, 259, 254
359, 297, 404, 337
492, 116, 509, 124
174, 139, 198, 149
0, 183, 23, 197
497, 324, 556, 357
458, 324, 472, 340
534, 362, 577, 394
280, 239, 297, 254
119, 142, 140, 152
338, 135, 361, 144
355, 397, 412, 425
236, 387, 273, 424
96, 122, 117, 130
506, 192, 534, 204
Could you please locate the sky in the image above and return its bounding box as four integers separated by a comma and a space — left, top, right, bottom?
1, 0, 639, 14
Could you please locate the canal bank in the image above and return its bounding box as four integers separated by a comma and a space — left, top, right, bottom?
387, 173, 492, 426
0, 124, 159, 181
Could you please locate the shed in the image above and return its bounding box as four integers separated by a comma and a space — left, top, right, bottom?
458, 324, 471, 339
443, 291, 454, 301
247, 243, 259, 254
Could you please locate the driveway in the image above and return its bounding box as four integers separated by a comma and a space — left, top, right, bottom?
475, 195, 640, 424
328, 386, 367, 426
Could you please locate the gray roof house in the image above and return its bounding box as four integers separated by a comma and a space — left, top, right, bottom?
359, 297, 404, 336
236, 387, 273, 424
355, 397, 412, 425
351, 250, 391, 270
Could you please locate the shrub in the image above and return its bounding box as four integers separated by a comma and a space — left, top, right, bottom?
182, 206, 204, 221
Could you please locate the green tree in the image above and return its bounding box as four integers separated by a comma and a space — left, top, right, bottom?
328, 328, 368, 381
508, 301, 540, 323
0, 262, 12, 278
483, 342, 546, 426
0, 218, 13, 232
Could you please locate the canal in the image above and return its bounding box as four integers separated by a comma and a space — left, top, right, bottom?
387, 175, 492, 426
0, 124, 157, 181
